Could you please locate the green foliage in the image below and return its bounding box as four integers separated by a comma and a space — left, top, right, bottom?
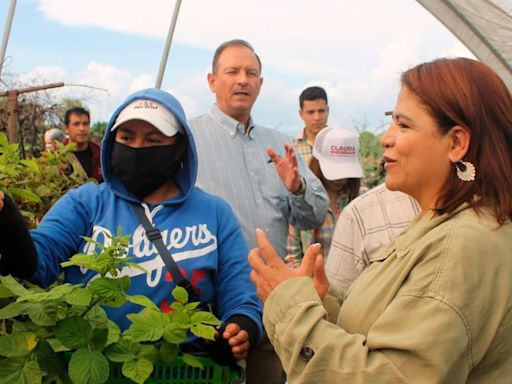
359, 130, 384, 188
58, 98, 86, 120
90, 121, 107, 143
353, 119, 385, 189
0, 231, 221, 384
0, 132, 89, 228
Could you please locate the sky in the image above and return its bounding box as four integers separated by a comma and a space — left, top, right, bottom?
0, 0, 474, 136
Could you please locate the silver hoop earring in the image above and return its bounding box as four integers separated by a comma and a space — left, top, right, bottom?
455, 160, 476, 182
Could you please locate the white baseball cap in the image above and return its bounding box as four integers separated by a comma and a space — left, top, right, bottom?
111, 99, 183, 137
312, 126, 364, 180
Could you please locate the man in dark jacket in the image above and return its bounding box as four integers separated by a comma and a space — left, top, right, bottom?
63, 107, 102, 182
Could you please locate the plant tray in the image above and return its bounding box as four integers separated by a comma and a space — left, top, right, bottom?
107, 356, 243, 384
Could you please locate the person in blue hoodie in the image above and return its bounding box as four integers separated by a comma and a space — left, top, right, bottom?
0, 88, 263, 364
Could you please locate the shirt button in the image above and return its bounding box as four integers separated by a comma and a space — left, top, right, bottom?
300, 347, 314, 362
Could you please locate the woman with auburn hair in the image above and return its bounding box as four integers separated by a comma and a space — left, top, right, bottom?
248, 57, 512, 383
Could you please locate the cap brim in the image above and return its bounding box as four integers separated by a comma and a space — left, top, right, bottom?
111, 115, 181, 137
319, 160, 364, 180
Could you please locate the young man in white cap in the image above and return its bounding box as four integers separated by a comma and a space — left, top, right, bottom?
0, 88, 263, 370
287, 126, 364, 266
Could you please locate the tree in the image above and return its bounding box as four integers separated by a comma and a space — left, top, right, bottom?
0, 75, 66, 157
54, 97, 86, 122
359, 130, 384, 188
0, 73, 102, 157
0, 93, 61, 158
91, 121, 107, 143
353, 118, 386, 189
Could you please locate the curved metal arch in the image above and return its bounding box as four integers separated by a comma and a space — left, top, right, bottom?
417, 0, 512, 94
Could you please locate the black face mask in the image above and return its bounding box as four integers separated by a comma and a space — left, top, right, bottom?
111, 142, 182, 199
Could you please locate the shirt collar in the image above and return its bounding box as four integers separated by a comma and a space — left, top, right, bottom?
294, 128, 308, 141
394, 202, 471, 258
210, 104, 255, 139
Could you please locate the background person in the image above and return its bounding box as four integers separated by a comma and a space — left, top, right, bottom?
43, 128, 66, 152
286, 126, 363, 268
249, 57, 512, 382
294, 86, 330, 166
63, 107, 102, 182
189, 39, 328, 384
0, 88, 263, 365
42, 126, 87, 180
325, 182, 420, 294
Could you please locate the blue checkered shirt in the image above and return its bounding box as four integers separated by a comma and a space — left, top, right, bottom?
189, 105, 328, 258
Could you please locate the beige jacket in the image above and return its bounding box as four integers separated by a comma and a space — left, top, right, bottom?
264, 204, 512, 383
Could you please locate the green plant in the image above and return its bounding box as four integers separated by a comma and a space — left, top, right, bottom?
352, 119, 385, 188
90, 122, 107, 143
0, 229, 221, 384
0, 132, 89, 228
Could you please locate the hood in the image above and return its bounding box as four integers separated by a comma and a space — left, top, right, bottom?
101, 88, 197, 204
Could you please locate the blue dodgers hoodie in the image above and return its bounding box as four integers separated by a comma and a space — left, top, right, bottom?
31, 88, 263, 336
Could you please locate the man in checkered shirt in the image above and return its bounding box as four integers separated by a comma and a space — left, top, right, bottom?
293, 86, 330, 166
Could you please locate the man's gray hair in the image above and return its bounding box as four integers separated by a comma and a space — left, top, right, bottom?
211, 39, 262, 74
44, 128, 66, 142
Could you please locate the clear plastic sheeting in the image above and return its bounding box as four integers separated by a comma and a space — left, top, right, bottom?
417, 0, 512, 94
